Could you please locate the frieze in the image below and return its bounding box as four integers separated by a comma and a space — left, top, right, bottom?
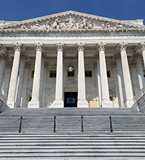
1, 11, 145, 33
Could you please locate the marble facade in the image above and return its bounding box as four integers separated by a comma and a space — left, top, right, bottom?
0, 11, 145, 108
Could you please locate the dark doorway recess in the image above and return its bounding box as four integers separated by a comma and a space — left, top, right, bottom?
64, 92, 77, 107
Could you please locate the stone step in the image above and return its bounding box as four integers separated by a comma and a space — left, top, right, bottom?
0, 152, 145, 157
0, 149, 145, 153
0, 142, 145, 146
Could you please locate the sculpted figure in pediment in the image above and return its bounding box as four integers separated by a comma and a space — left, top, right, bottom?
65, 16, 74, 29
52, 18, 60, 29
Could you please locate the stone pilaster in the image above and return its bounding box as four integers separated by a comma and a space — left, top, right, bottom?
7, 43, 22, 108
77, 43, 88, 108
28, 43, 43, 108
97, 42, 112, 108
117, 42, 134, 108
53, 43, 64, 108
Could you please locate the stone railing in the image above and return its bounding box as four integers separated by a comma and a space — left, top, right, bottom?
0, 93, 9, 113
132, 87, 145, 114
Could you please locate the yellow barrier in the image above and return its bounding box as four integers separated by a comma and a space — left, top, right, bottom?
89, 101, 98, 108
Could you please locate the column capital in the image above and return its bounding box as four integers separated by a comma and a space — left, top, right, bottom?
94, 53, 99, 61
117, 42, 127, 51
56, 42, 64, 52
111, 61, 116, 68
77, 42, 85, 52
139, 42, 145, 51
13, 43, 23, 52
35, 43, 44, 52
20, 54, 28, 60
97, 42, 106, 52
0, 44, 7, 53
42, 53, 48, 60
114, 53, 121, 60
25, 62, 31, 69
129, 61, 136, 68
0, 53, 9, 61
44, 62, 49, 69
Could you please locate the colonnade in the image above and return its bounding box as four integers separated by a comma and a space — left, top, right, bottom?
0, 42, 145, 108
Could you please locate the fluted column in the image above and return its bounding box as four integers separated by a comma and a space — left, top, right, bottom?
96, 55, 102, 107
77, 43, 88, 108
136, 54, 145, 90
129, 60, 139, 96
139, 43, 145, 68
53, 43, 64, 108
21, 62, 30, 108
115, 54, 125, 107
7, 43, 22, 108
0, 55, 7, 91
117, 43, 134, 108
28, 43, 43, 108
16, 55, 27, 107
97, 43, 112, 108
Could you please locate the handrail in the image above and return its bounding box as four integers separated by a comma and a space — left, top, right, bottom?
0, 116, 144, 133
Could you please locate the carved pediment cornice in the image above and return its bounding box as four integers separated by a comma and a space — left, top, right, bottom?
1, 11, 145, 33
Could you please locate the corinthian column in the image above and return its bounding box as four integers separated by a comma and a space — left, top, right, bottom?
7, 43, 22, 108
0, 55, 8, 92
117, 43, 134, 108
136, 54, 145, 90
96, 55, 102, 107
16, 55, 27, 107
97, 43, 112, 108
139, 43, 145, 68
53, 43, 64, 108
115, 54, 125, 107
77, 43, 88, 108
28, 43, 43, 108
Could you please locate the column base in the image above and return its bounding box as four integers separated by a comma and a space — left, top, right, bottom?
28, 99, 40, 108
125, 99, 134, 108
102, 99, 113, 108
7, 99, 16, 108
51, 100, 64, 108
77, 100, 89, 108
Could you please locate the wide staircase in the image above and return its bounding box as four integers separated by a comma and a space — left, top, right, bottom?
0, 108, 145, 159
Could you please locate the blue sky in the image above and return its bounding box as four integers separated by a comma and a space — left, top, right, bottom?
0, 0, 145, 24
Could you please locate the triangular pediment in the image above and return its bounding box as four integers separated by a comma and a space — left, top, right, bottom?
1, 11, 145, 33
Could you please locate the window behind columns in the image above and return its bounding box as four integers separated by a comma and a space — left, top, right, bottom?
85, 70, 92, 77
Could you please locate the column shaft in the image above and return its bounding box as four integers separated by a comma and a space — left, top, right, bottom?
118, 43, 134, 108
53, 43, 64, 108
16, 57, 25, 107
136, 55, 145, 90
21, 66, 29, 108
28, 43, 43, 108
77, 43, 88, 108
97, 59, 102, 107
0, 56, 6, 91
116, 57, 125, 107
139, 43, 145, 68
98, 43, 112, 108
7, 44, 22, 108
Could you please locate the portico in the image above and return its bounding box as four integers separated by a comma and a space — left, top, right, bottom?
0, 11, 145, 109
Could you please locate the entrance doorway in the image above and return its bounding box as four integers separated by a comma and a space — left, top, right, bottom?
64, 92, 77, 107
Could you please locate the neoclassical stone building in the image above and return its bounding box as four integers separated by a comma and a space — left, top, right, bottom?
0, 11, 145, 109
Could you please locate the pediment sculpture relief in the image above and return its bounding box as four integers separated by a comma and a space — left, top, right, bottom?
2, 13, 143, 32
